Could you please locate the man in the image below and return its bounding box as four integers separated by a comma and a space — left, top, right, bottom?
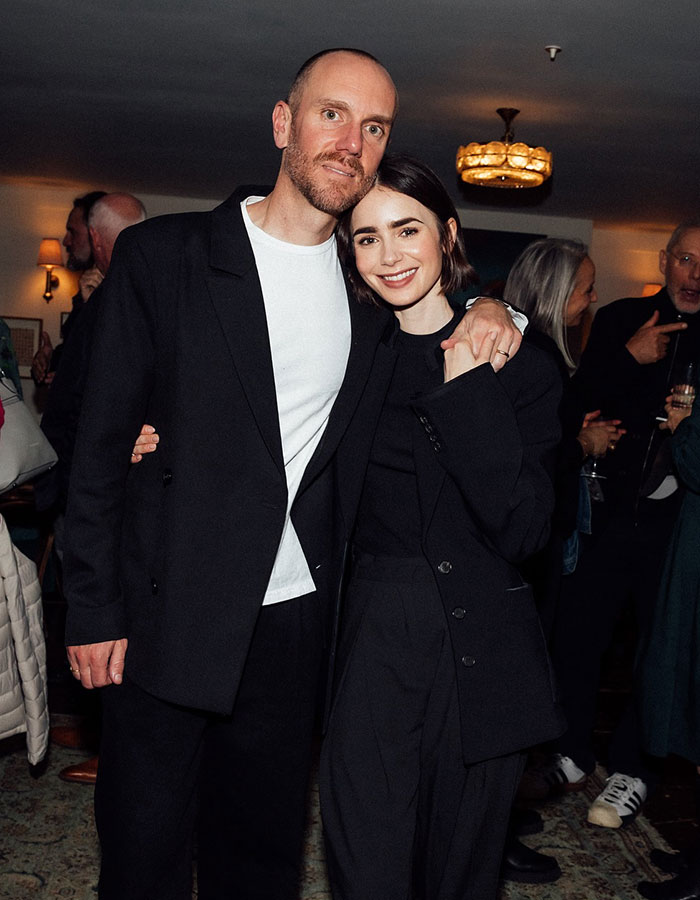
530, 220, 700, 828
32, 190, 107, 385
37, 193, 148, 540
38, 194, 146, 782
63, 49, 520, 900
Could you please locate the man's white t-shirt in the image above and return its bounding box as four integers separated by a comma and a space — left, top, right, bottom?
242, 197, 351, 604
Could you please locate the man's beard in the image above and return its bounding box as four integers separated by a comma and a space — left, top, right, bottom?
283, 133, 375, 217
66, 252, 92, 272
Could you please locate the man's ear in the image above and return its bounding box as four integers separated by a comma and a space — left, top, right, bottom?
272, 101, 292, 150
659, 248, 669, 280
88, 225, 100, 255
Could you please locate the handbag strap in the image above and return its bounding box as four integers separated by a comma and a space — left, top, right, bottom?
0, 373, 19, 403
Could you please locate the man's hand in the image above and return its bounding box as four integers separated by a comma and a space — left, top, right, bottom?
626, 310, 687, 364
31, 330, 54, 384
67, 638, 128, 689
131, 423, 159, 463
441, 298, 522, 372
79, 266, 104, 302
444, 331, 497, 382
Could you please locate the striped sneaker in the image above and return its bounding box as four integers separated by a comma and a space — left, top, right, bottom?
587, 772, 647, 828
518, 753, 588, 800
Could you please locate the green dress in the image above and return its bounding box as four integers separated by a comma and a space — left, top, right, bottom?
638, 394, 700, 764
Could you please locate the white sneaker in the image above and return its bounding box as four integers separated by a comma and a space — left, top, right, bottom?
587, 772, 647, 828
518, 753, 588, 800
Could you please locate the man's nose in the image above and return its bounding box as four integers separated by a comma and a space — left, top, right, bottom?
336, 121, 363, 156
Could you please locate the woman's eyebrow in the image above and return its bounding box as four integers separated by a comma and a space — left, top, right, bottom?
353, 217, 422, 237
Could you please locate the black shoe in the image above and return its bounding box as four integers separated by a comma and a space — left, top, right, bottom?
638, 869, 700, 900
650, 849, 693, 876
510, 807, 544, 837
501, 838, 561, 884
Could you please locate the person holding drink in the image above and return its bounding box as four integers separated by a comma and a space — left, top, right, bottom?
637, 387, 700, 900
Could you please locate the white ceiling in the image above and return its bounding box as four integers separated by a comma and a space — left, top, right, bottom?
5, 0, 699, 229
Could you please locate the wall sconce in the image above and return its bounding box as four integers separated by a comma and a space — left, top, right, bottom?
37, 238, 64, 302
642, 283, 662, 297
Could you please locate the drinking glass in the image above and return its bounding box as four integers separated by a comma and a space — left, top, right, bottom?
671, 361, 697, 410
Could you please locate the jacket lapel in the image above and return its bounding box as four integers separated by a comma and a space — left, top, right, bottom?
299, 281, 395, 495
205, 191, 285, 476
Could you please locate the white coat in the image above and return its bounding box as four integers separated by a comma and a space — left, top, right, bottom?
0, 514, 49, 764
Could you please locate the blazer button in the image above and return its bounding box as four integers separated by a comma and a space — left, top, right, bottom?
451, 607, 466, 619
162, 469, 173, 486
461, 655, 476, 667
437, 560, 452, 574
151, 578, 158, 595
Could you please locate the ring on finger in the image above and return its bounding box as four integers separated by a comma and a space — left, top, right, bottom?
495, 348, 510, 358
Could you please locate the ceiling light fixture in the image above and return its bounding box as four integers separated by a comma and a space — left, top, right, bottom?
456, 108, 552, 189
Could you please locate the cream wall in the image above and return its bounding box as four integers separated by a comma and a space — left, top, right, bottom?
1, 179, 676, 416
590, 226, 672, 307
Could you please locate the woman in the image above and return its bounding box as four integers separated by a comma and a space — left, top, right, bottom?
505, 240, 626, 808
319, 155, 565, 900
504, 239, 623, 638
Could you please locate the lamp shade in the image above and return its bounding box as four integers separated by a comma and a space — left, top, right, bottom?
37, 238, 63, 268
642, 283, 662, 297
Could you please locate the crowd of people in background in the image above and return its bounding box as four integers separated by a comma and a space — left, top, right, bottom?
3, 44, 700, 900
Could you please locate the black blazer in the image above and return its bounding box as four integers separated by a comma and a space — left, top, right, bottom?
63, 189, 395, 715
335, 341, 566, 765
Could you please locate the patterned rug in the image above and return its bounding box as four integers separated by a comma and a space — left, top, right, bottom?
0, 725, 673, 900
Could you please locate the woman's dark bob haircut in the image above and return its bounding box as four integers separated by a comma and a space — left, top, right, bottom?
336, 154, 476, 306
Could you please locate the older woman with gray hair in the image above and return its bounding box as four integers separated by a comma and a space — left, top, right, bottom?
504, 238, 623, 637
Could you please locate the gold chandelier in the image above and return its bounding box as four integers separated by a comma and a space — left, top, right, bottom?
456, 108, 552, 189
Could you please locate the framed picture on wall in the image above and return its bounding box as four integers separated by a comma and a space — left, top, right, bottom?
1, 315, 42, 377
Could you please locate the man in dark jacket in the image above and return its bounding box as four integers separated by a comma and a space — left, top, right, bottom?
31, 191, 107, 386
36, 193, 146, 784
531, 220, 700, 828
36, 193, 147, 527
